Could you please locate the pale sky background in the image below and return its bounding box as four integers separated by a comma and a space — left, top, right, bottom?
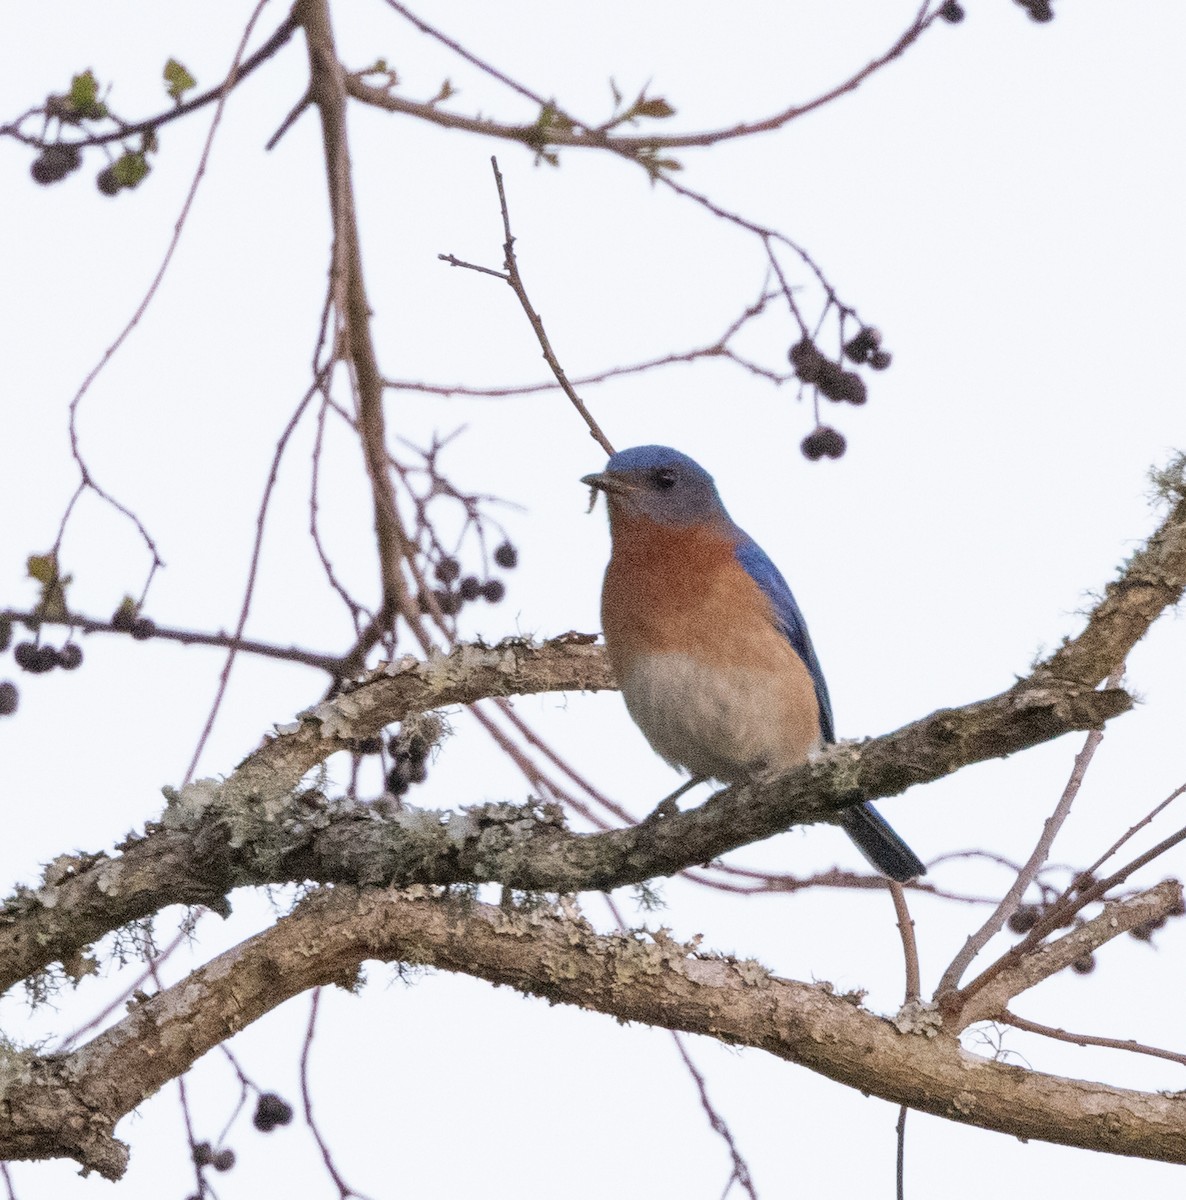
1, 1, 1185, 1197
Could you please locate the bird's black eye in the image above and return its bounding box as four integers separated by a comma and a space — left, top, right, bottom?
652, 468, 677, 490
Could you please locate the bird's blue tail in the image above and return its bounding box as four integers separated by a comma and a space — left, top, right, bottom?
838, 803, 925, 881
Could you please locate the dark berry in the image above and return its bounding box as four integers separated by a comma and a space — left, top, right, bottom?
1007, 904, 1040, 934
458, 576, 482, 602
59, 643, 83, 670
192, 1141, 214, 1167
0, 616, 12, 652
493, 542, 518, 569
481, 579, 506, 604
386, 766, 410, 796
1070, 954, 1096, 975
828, 370, 867, 406
434, 557, 461, 584
800, 427, 846, 461
842, 327, 881, 363
30, 143, 82, 185
0, 681, 18, 716
212, 1148, 236, 1172
404, 758, 428, 784
938, 0, 965, 21
868, 349, 893, 371
434, 590, 461, 617
253, 1092, 294, 1132
788, 338, 825, 384
35, 646, 60, 672
13, 642, 39, 671
96, 165, 121, 196
130, 617, 155, 641
354, 736, 383, 756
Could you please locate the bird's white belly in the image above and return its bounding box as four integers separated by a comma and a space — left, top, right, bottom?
617, 652, 819, 784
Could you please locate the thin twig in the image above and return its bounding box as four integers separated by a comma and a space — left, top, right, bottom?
896, 1106, 907, 1200
352, 3, 936, 154
441, 157, 616, 454
889, 882, 921, 1004
61, 0, 274, 575
937, 669, 1123, 996
997, 1011, 1186, 1070
605, 895, 759, 1199
4, 13, 298, 150
1, 607, 341, 673
301, 988, 375, 1200
183, 371, 327, 783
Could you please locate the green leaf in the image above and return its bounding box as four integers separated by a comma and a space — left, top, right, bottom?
27, 553, 71, 621
68, 70, 98, 111
163, 57, 196, 102
113, 596, 140, 626
27, 553, 57, 585
67, 70, 107, 120
112, 151, 151, 188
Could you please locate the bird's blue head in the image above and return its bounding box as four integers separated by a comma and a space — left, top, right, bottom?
581, 445, 729, 527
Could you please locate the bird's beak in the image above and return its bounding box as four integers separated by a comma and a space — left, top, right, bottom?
580, 471, 633, 495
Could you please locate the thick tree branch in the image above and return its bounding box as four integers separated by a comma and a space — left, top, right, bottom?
3, 474, 1184, 1000
7, 885, 1186, 1178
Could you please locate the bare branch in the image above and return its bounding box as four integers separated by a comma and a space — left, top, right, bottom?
9, 884, 1186, 1176
347, 4, 936, 155
952, 881, 1184, 1031
997, 1011, 1186, 1071
937, 670, 1122, 995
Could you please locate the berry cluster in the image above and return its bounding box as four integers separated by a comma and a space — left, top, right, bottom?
800, 427, 846, 461
385, 716, 443, 797
13, 640, 83, 673
30, 143, 81, 184
789, 338, 869, 406
842, 327, 892, 371
253, 1092, 294, 1132
421, 541, 517, 618
192, 1141, 236, 1173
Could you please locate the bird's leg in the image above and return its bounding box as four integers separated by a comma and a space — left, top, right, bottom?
641, 776, 705, 823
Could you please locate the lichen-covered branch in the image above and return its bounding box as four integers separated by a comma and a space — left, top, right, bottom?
6, 885, 1186, 1178
2, 473, 1184, 1008
0, 635, 611, 995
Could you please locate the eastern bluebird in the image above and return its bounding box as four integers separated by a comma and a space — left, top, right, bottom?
582, 444, 925, 882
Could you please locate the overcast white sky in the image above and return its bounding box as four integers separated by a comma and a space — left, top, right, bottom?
2, 2, 1185, 1197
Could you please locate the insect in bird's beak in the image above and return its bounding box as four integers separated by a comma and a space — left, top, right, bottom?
580, 471, 634, 512
581, 471, 608, 513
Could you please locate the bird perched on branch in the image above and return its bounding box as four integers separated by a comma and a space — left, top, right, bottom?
582, 444, 924, 882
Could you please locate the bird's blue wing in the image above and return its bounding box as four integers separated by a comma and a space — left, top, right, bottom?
733, 535, 834, 743
733, 533, 925, 881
